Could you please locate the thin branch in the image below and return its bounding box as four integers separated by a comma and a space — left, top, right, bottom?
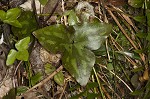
44, 0, 61, 22
106, 8, 146, 64
98, 64, 133, 92
26, 65, 63, 92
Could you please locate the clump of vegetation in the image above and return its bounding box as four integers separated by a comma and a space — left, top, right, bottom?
0, 0, 150, 98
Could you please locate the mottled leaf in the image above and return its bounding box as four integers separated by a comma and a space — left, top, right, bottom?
62, 45, 95, 86
33, 24, 71, 53
33, 15, 112, 86
74, 21, 112, 50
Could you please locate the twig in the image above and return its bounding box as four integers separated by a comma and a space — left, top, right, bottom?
45, 0, 61, 22
98, 64, 133, 92
59, 81, 67, 99
26, 65, 63, 92
107, 9, 146, 64
14, 61, 23, 76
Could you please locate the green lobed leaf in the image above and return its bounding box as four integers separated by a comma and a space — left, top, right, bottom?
74, 21, 112, 50
15, 37, 30, 51
33, 15, 112, 86
6, 49, 17, 66
33, 24, 71, 53
128, 0, 144, 8
6, 8, 21, 20
11, 11, 38, 39
62, 45, 95, 86
16, 50, 29, 61
54, 71, 64, 86
0, 10, 6, 21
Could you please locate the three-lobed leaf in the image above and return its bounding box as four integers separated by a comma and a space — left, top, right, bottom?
0, 8, 22, 27
33, 15, 112, 86
6, 37, 30, 66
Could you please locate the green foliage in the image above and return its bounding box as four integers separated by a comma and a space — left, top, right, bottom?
133, 15, 146, 23
31, 72, 43, 86
17, 86, 28, 95
15, 36, 30, 51
44, 63, 55, 74
6, 37, 30, 66
70, 82, 100, 99
6, 49, 18, 66
64, 10, 78, 25
128, 0, 144, 8
54, 71, 64, 86
11, 11, 38, 39
0, 8, 22, 27
39, 0, 48, 5
44, 63, 64, 86
33, 10, 112, 86
2, 88, 16, 99
33, 24, 70, 53
147, 10, 150, 26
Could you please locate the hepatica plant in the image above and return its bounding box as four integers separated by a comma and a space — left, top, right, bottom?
33, 10, 112, 86
0, 8, 22, 28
